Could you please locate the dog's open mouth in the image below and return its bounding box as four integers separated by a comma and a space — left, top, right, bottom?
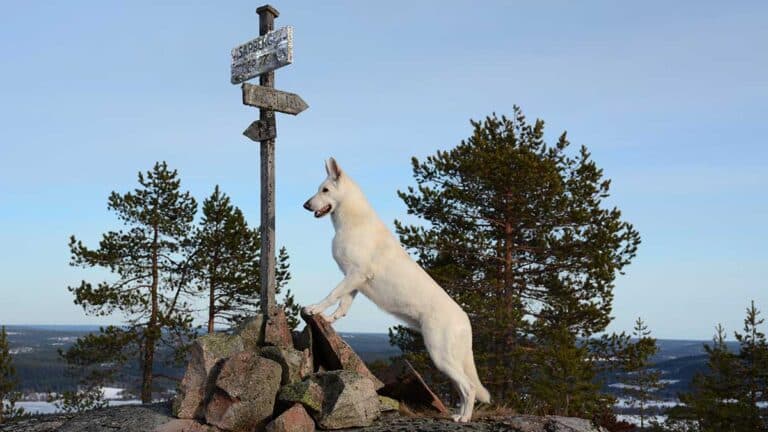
314, 204, 332, 218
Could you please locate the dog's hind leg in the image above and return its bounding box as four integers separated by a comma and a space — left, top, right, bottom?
422, 322, 476, 422
442, 361, 474, 422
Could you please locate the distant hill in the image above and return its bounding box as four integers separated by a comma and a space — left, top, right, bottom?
653, 338, 739, 361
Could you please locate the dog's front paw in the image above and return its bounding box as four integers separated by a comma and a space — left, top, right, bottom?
303, 304, 324, 316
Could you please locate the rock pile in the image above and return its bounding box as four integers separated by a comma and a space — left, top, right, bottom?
173, 309, 442, 432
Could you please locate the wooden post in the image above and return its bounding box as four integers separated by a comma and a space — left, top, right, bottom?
256, 4, 278, 317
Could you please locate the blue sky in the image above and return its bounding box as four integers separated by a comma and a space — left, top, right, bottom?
0, 1, 766, 339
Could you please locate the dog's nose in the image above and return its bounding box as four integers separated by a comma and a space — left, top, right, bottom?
303, 200, 312, 211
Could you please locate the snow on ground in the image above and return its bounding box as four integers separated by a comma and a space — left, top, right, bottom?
609, 383, 640, 390
9, 347, 33, 354
15, 401, 60, 415
609, 381, 679, 391
15, 399, 142, 415
10, 388, 138, 415
615, 398, 681, 409
48, 336, 77, 342
100, 387, 126, 400
617, 414, 668, 426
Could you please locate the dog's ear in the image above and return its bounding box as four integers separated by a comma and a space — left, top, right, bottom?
325, 157, 342, 180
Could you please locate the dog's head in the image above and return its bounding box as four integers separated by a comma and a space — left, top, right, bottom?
303, 157, 344, 218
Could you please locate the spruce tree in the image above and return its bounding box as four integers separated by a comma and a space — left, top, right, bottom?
733, 301, 768, 431
670, 325, 748, 432
392, 108, 640, 418
0, 327, 25, 423
528, 325, 605, 417
66, 161, 197, 403
668, 304, 768, 432
621, 317, 663, 430
190, 186, 298, 332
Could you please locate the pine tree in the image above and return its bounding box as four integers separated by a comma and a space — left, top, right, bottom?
392, 108, 640, 418
621, 317, 663, 430
66, 161, 197, 403
190, 186, 298, 332
0, 327, 25, 424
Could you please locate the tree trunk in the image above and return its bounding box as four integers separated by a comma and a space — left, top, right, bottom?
208, 264, 216, 334
141, 223, 160, 404
502, 220, 516, 400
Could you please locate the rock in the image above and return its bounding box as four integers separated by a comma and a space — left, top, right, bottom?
378, 396, 399, 412
292, 327, 311, 352
265, 404, 315, 432
154, 418, 220, 432
265, 307, 294, 348
0, 403, 608, 432
375, 358, 449, 414
293, 326, 315, 372
313, 371, 381, 429
278, 377, 325, 413
281, 371, 380, 430
300, 311, 384, 390
0, 418, 68, 432
205, 351, 282, 432
547, 416, 608, 432
174, 333, 245, 419
261, 345, 313, 385
57, 404, 172, 432
336, 413, 608, 432
499, 415, 608, 432
235, 315, 264, 352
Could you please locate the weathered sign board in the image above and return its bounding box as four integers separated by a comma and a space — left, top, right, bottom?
242, 83, 308, 115
243, 119, 276, 142
231, 25, 293, 85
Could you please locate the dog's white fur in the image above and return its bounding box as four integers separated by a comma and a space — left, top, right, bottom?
302, 158, 490, 422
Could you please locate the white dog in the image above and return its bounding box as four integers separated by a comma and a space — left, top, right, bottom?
302, 158, 490, 422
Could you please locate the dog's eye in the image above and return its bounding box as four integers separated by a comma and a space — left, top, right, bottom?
322, 187, 329, 193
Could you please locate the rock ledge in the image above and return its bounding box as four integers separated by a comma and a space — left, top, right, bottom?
0, 403, 607, 432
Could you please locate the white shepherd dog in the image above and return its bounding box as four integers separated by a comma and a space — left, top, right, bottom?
302, 158, 491, 422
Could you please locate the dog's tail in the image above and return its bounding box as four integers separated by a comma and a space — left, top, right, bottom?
464, 350, 491, 403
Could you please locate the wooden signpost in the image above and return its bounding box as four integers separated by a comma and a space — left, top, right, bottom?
233, 5, 308, 318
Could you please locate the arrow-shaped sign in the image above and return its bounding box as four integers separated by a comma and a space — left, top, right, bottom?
242, 83, 308, 115
243, 119, 276, 142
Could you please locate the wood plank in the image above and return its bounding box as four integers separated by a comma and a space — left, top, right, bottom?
242, 83, 308, 115
243, 119, 276, 142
